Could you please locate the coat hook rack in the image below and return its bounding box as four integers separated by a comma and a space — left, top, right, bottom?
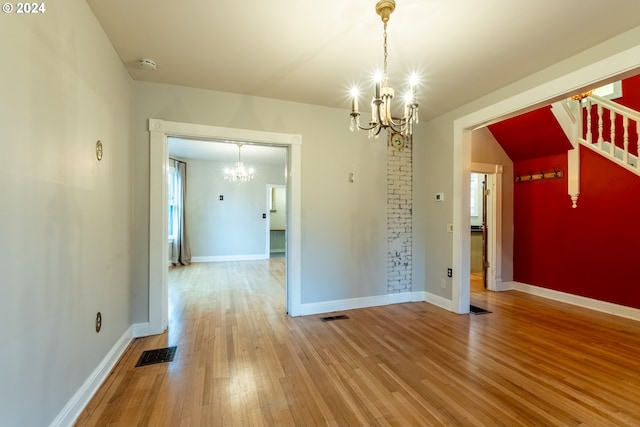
516, 168, 563, 183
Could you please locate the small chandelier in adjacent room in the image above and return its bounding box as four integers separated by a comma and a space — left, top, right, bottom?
224, 143, 255, 182
349, 0, 419, 138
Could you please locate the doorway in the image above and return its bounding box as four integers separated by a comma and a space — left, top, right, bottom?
148, 119, 303, 335
267, 185, 286, 259
469, 172, 486, 293
469, 163, 502, 295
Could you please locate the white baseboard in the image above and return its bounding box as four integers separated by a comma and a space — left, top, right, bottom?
191, 254, 267, 262
132, 322, 150, 338
494, 279, 512, 292
296, 292, 414, 316
424, 292, 455, 311
49, 325, 135, 427
510, 281, 640, 321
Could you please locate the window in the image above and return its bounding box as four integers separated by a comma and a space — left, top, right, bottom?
168, 163, 178, 240
593, 81, 622, 100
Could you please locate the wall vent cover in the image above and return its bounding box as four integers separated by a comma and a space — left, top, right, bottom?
135, 346, 177, 367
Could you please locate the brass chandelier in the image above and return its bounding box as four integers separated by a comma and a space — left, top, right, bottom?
349, 0, 419, 138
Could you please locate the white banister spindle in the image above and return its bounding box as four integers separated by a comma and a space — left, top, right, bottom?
623, 116, 629, 164
586, 100, 592, 144
597, 104, 604, 150
610, 110, 616, 157
579, 94, 640, 176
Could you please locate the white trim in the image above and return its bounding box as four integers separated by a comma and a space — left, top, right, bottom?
191, 255, 267, 262
49, 326, 134, 427
148, 120, 303, 330
494, 279, 510, 292
132, 322, 150, 338
510, 282, 640, 322
265, 185, 272, 258
296, 292, 414, 316
424, 292, 455, 311
410, 291, 428, 302
452, 42, 640, 314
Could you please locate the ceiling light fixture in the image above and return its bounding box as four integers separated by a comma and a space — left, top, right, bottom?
349, 0, 419, 138
224, 143, 255, 182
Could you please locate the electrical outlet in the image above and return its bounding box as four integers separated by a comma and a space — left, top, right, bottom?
447, 223, 453, 233
447, 268, 452, 278
440, 278, 446, 289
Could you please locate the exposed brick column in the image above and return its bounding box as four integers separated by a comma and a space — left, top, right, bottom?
387, 134, 412, 293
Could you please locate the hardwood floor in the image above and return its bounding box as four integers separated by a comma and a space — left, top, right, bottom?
76, 260, 640, 426
470, 272, 485, 293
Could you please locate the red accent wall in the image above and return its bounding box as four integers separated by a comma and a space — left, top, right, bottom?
488, 107, 572, 161
618, 74, 640, 111
496, 75, 640, 308
514, 148, 640, 308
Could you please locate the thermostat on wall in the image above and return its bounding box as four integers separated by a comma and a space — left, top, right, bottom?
435, 192, 444, 201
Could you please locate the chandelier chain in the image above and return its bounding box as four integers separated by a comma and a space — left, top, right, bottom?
383, 22, 388, 86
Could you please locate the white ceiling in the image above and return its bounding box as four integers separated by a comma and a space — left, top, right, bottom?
86, 0, 640, 159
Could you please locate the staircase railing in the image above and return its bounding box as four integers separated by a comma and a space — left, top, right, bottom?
580, 94, 640, 173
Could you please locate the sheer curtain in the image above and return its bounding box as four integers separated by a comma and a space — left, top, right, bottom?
170, 159, 191, 265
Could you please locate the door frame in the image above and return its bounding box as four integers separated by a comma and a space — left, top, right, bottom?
470, 164, 503, 292
266, 184, 286, 258
451, 43, 640, 314
148, 119, 302, 334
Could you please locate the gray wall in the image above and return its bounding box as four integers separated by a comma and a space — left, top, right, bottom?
132, 81, 389, 315
0, 0, 134, 425
187, 159, 286, 258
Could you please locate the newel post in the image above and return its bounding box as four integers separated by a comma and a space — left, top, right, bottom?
567, 99, 581, 208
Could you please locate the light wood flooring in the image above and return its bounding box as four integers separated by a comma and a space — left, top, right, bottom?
470, 272, 485, 293
76, 260, 640, 426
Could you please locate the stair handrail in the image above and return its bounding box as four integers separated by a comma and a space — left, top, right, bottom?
586, 94, 640, 123
581, 93, 640, 172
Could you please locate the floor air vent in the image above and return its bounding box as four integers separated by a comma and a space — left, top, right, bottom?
470, 305, 491, 315
135, 346, 177, 367
321, 314, 350, 322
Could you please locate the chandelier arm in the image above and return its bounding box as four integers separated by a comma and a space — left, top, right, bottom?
352, 115, 384, 136
385, 121, 408, 134
354, 119, 380, 132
